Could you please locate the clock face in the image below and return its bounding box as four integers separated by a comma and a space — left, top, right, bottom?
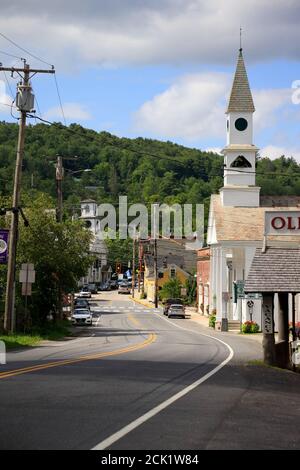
235, 117, 248, 131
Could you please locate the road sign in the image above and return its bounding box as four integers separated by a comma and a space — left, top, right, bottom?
245, 293, 262, 299
234, 280, 245, 301
22, 283, 32, 296
19, 264, 35, 284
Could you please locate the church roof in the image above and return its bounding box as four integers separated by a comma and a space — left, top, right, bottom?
226, 49, 255, 113
209, 194, 300, 243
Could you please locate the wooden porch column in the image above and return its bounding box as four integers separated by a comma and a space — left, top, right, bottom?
277, 292, 290, 368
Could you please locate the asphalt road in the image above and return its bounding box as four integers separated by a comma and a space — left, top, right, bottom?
0, 291, 300, 450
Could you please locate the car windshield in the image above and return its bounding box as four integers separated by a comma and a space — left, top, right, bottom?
170, 305, 183, 309
73, 309, 89, 315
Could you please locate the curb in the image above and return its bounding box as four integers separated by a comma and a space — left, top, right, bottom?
130, 296, 156, 309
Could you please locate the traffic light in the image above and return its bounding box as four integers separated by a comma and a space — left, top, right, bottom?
116, 262, 122, 274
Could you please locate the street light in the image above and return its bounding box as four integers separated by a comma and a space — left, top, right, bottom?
66, 169, 92, 176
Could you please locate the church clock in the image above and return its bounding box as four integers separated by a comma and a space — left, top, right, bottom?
235, 117, 248, 131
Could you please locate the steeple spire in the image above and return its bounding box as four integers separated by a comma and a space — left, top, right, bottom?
226, 48, 255, 113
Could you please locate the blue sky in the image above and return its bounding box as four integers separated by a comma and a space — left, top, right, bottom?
0, 0, 300, 160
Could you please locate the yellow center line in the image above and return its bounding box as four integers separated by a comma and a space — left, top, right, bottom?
127, 313, 142, 327
0, 333, 156, 380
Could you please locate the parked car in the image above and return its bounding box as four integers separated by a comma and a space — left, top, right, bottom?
110, 280, 118, 290
79, 286, 91, 298
118, 282, 131, 294
88, 283, 97, 294
99, 282, 111, 291
74, 298, 90, 311
163, 298, 183, 315
168, 304, 186, 319
71, 308, 93, 326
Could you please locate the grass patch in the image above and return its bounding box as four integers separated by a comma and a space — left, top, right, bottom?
0, 320, 72, 350
0, 334, 42, 349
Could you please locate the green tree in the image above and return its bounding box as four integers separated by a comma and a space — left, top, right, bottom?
159, 278, 182, 300
14, 193, 93, 326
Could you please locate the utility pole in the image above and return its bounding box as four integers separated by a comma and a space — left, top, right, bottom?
132, 236, 136, 298
154, 238, 158, 308
2, 62, 55, 332
138, 240, 141, 293
153, 203, 159, 308
56, 155, 64, 223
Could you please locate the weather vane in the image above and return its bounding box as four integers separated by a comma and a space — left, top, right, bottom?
240, 26, 243, 51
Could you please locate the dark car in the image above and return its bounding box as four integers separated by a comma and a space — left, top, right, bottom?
99, 282, 111, 291
163, 298, 183, 315
110, 280, 118, 290
88, 283, 98, 294
74, 298, 90, 311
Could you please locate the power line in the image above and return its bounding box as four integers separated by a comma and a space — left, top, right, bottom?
53, 74, 66, 126
0, 49, 24, 61
0, 32, 54, 68
16, 112, 300, 181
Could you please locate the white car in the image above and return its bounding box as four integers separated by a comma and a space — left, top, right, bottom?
71, 308, 93, 326
168, 304, 186, 319
79, 287, 92, 298
118, 282, 131, 294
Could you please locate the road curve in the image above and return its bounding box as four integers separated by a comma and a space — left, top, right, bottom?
0, 296, 233, 450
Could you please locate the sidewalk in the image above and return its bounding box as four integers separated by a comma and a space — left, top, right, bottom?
130, 296, 266, 345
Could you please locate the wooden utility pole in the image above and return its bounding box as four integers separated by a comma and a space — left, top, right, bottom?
154, 238, 158, 308
56, 155, 64, 223
2, 63, 55, 332
132, 237, 136, 298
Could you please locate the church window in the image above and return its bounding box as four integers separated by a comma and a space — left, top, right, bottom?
230, 155, 252, 168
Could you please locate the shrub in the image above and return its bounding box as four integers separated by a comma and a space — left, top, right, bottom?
209, 314, 216, 329
242, 321, 259, 334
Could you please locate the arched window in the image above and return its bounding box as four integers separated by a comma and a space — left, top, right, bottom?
230, 155, 252, 168
85, 220, 92, 228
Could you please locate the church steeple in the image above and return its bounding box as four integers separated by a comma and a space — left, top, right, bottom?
220, 48, 260, 208
226, 49, 255, 114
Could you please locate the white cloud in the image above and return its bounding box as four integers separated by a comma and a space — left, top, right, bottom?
134, 72, 230, 140
0, 78, 16, 116
205, 147, 222, 155
45, 102, 92, 122
134, 72, 295, 141
0, 1, 299, 70
253, 89, 292, 130
260, 145, 300, 162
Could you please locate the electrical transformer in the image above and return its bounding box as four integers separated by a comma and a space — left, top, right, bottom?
16, 84, 35, 112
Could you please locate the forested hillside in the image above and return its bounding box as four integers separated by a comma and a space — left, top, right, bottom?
0, 121, 299, 213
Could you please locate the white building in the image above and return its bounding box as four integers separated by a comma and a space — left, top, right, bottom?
207, 48, 300, 331
79, 199, 111, 286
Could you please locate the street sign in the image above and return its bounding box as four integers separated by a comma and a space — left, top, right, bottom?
22, 283, 32, 296
245, 293, 263, 299
235, 280, 245, 300
0, 229, 9, 264
19, 264, 35, 283
19, 263, 35, 296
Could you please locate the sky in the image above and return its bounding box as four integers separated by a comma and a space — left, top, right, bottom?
0, 0, 300, 160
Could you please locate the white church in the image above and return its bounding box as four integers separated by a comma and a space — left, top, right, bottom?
206, 48, 300, 331
79, 199, 112, 287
